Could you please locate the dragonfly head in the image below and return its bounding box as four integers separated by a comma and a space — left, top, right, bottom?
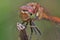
19, 2, 44, 20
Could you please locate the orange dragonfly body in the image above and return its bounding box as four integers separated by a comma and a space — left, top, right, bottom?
19, 2, 60, 40
40, 12, 60, 23
27, 2, 60, 24
20, 2, 60, 24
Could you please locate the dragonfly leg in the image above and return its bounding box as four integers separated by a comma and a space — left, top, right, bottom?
30, 21, 41, 40
30, 20, 37, 34
29, 27, 33, 40
35, 27, 41, 35
30, 20, 41, 35
21, 21, 28, 28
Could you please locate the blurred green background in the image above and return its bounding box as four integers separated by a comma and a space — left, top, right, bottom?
0, 0, 60, 40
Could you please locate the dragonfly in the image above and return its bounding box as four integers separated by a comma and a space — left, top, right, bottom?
18, 2, 60, 40
26, 2, 60, 24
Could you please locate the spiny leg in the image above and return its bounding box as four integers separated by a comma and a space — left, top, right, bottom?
29, 20, 38, 40
30, 21, 41, 40
34, 27, 41, 40
29, 27, 33, 40
31, 20, 41, 35
29, 20, 34, 40
30, 20, 37, 34
35, 27, 41, 35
